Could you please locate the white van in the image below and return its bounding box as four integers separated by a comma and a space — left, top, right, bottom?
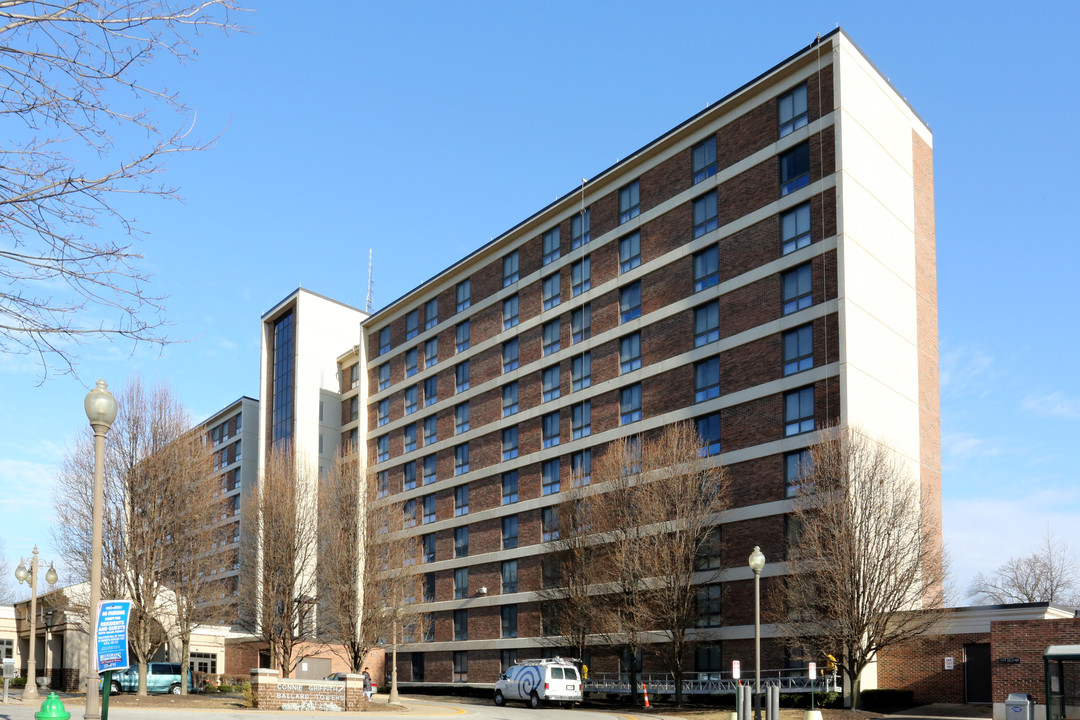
493, 657, 583, 708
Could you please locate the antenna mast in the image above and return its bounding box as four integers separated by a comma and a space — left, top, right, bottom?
366, 249, 374, 313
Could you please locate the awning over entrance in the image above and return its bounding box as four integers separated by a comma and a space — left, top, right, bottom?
1045, 646, 1080, 660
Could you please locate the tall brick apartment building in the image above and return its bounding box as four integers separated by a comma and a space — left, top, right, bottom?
325, 28, 941, 687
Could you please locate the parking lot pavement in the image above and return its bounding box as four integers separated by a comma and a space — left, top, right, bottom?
887, 704, 993, 719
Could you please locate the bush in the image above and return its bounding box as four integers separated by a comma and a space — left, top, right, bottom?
10, 678, 26, 688
242, 681, 253, 707
858, 689, 914, 711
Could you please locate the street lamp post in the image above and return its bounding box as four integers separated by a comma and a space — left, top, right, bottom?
84, 379, 117, 720
748, 546, 766, 720
15, 546, 58, 702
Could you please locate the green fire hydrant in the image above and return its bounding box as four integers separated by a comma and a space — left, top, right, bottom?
35, 692, 71, 720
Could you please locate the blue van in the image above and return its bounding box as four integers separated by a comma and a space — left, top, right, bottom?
103, 662, 195, 695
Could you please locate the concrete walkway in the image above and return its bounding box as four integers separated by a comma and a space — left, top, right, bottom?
889, 704, 993, 719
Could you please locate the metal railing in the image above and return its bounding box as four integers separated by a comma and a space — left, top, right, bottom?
585, 668, 840, 695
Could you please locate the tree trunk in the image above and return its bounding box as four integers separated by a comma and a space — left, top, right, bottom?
138, 658, 148, 696
180, 637, 190, 695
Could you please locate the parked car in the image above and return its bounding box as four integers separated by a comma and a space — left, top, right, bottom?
494, 657, 582, 708
102, 663, 195, 695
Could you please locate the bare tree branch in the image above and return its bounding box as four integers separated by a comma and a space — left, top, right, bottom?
775, 426, 946, 709
967, 525, 1080, 607
0, 1, 247, 379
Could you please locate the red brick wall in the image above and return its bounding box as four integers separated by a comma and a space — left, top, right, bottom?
877, 632, 989, 704
992, 619, 1080, 704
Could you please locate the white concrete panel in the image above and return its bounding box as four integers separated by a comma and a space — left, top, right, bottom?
837, 116, 915, 235
840, 177, 917, 288
842, 357, 920, 465
841, 237, 918, 343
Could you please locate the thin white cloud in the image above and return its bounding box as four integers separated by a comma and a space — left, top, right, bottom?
939, 345, 995, 399
942, 431, 1000, 462
1022, 390, 1080, 420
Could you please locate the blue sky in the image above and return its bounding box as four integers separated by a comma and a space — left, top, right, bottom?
2, 1, 1077, 602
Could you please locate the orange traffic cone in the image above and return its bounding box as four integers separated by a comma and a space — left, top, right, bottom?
643, 682, 651, 709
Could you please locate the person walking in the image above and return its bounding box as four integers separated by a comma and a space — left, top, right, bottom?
362, 668, 373, 701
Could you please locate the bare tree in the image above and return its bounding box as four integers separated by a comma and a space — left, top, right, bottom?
53, 376, 214, 695
967, 526, 1080, 607
635, 421, 729, 705
238, 443, 320, 677
0, 539, 14, 603
0, 1, 244, 378
162, 433, 227, 695
777, 426, 945, 709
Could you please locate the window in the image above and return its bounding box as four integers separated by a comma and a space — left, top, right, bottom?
542, 458, 561, 494
694, 246, 719, 291
696, 584, 723, 627
620, 333, 641, 373
780, 142, 810, 196
542, 365, 561, 402
405, 309, 419, 340
502, 515, 519, 549
454, 567, 469, 599
503, 382, 519, 416
455, 484, 469, 516
782, 263, 812, 315
455, 361, 469, 393
502, 605, 518, 638
455, 402, 469, 434
424, 376, 438, 406
402, 499, 417, 528
454, 610, 468, 641
779, 83, 809, 137
620, 282, 641, 322
619, 232, 641, 272
377, 434, 389, 462
423, 454, 436, 484
696, 413, 722, 457
404, 461, 417, 490
456, 279, 471, 312
695, 358, 721, 402
454, 443, 469, 474
502, 560, 518, 593
783, 325, 814, 375
782, 202, 811, 254
425, 337, 438, 368
572, 352, 591, 391
378, 326, 390, 355
423, 573, 436, 602
572, 402, 591, 439
502, 471, 518, 505
377, 399, 389, 427
571, 304, 590, 343
503, 426, 519, 460
425, 297, 438, 329
621, 384, 642, 424
571, 209, 590, 248
696, 528, 723, 570
379, 362, 390, 391
454, 525, 469, 557
377, 471, 388, 498
542, 412, 560, 448
786, 449, 812, 497
571, 449, 592, 485
456, 320, 470, 353
503, 250, 519, 286
543, 226, 561, 265
693, 136, 717, 183
423, 493, 436, 523
542, 319, 561, 355
693, 191, 718, 237
542, 506, 560, 541
785, 386, 815, 435
422, 533, 436, 563
502, 338, 518, 372
403, 422, 417, 452
503, 295, 519, 329
403, 347, 417, 377
694, 302, 719, 346
619, 180, 640, 223
542, 273, 561, 310
404, 385, 418, 415
571, 256, 591, 296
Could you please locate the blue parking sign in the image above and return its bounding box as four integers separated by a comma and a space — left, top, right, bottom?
95, 600, 131, 673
